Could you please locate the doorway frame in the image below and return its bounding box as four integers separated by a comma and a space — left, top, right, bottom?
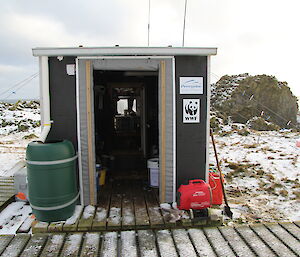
76, 56, 176, 205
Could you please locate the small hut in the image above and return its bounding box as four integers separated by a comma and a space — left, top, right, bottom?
32, 46, 217, 205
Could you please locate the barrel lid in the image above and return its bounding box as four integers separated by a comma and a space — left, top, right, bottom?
26, 140, 75, 162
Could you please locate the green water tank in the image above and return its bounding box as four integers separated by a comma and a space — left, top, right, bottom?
26, 140, 79, 222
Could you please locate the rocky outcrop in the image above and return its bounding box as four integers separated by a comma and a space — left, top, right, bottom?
211, 74, 299, 129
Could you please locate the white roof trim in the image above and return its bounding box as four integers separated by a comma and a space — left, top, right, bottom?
32, 47, 217, 57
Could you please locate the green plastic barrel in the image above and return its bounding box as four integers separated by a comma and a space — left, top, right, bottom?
26, 140, 79, 222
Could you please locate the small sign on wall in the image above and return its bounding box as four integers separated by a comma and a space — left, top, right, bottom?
183, 99, 200, 123
180, 77, 203, 94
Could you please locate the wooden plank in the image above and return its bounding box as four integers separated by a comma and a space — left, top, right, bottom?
144, 190, 165, 229
92, 190, 110, 231
40, 233, 65, 257
78, 205, 96, 231
1, 234, 30, 257
92, 206, 108, 231
235, 225, 275, 257
188, 228, 217, 257
138, 230, 159, 257
63, 205, 83, 232
156, 230, 177, 257
133, 195, 150, 229
219, 226, 255, 257
265, 223, 300, 255
32, 221, 49, 233
0, 235, 14, 255
100, 232, 118, 257
80, 232, 100, 257
86, 60, 96, 205
280, 222, 300, 240
161, 203, 176, 228
250, 224, 294, 256
120, 231, 138, 257
203, 227, 236, 257
17, 216, 35, 233
172, 229, 197, 257
122, 196, 135, 230
48, 221, 64, 232
21, 233, 48, 257
107, 194, 122, 230
59, 233, 83, 257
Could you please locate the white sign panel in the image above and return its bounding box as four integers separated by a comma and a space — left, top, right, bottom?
183, 99, 200, 123
180, 77, 203, 94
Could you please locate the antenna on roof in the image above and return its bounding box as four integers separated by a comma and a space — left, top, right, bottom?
182, 0, 188, 47
147, 0, 151, 46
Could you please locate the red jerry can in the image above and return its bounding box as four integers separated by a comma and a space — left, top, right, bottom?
209, 172, 224, 205
177, 179, 212, 210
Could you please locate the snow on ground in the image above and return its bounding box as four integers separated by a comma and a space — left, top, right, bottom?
210, 129, 300, 224
0, 101, 40, 176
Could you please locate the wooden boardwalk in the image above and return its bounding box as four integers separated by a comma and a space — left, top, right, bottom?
0, 176, 14, 208
27, 180, 222, 233
1, 223, 300, 256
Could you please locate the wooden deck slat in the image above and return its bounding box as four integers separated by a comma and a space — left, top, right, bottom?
265, 223, 300, 255
250, 224, 295, 256
63, 205, 83, 232
107, 194, 122, 230
138, 230, 159, 257
48, 222, 64, 232
79, 232, 100, 257
32, 221, 49, 233
188, 228, 217, 257
92, 191, 110, 231
121, 196, 135, 230
145, 190, 165, 229
172, 229, 197, 257
133, 194, 150, 229
120, 230, 138, 257
0, 235, 14, 255
59, 233, 83, 257
156, 230, 178, 257
160, 204, 177, 228
40, 233, 65, 257
17, 216, 35, 233
78, 205, 96, 231
21, 233, 48, 257
219, 226, 255, 257
203, 227, 236, 257
1, 234, 30, 257
280, 222, 300, 240
100, 232, 118, 257
235, 225, 275, 257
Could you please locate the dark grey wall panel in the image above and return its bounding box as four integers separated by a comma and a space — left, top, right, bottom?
47, 56, 77, 149
175, 56, 208, 188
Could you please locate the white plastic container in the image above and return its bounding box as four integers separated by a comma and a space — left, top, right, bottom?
147, 158, 159, 187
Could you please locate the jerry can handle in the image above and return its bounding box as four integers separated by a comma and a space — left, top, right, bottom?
189, 179, 204, 184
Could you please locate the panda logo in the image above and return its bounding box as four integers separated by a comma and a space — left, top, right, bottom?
185, 100, 198, 116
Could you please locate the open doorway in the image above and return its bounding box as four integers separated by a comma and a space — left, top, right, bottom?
93, 70, 159, 188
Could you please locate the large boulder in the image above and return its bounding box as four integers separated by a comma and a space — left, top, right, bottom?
212, 74, 299, 128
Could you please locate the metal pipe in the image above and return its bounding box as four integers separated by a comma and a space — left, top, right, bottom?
38, 56, 52, 143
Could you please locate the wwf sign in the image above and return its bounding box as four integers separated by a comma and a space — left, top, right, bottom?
183, 99, 200, 123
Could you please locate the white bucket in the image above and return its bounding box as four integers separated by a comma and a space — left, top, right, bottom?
147, 158, 159, 187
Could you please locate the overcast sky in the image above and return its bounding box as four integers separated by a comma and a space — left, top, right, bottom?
0, 0, 299, 100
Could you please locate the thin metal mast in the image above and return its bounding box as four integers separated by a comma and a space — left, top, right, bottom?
148, 0, 151, 46
182, 0, 188, 47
